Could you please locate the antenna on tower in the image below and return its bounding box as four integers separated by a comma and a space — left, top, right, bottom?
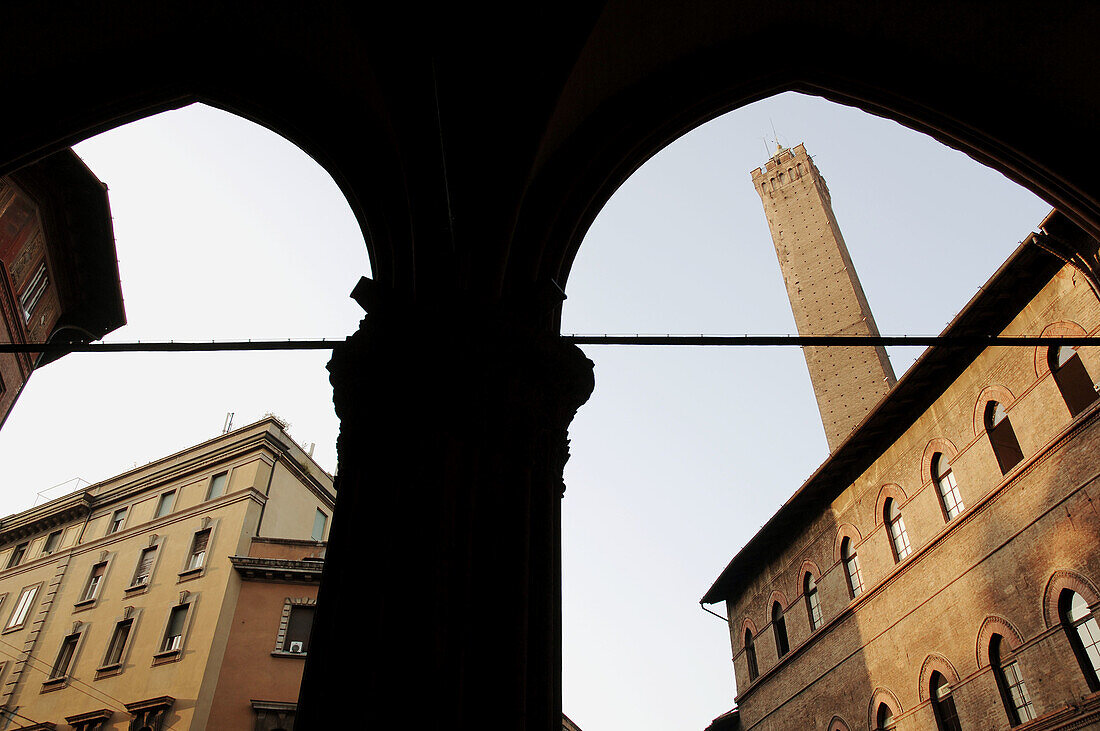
770, 119, 782, 153
222, 412, 235, 434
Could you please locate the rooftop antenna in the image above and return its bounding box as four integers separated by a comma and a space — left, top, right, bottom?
770, 118, 782, 153
222, 412, 234, 434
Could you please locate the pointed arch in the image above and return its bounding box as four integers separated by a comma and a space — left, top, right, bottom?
769, 589, 789, 611
1035, 321, 1087, 377
873, 484, 908, 526
974, 385, 1017, 436
918, 653, 960, 702
739, 617, 759, 644
827, 716, 851, 731
795, 558, 822, 600
1043, 570, 1100, 628
867, 687, 902, 730
921, 438, 959, 486
833, 524, 864, 564
976, 615, 1025, 668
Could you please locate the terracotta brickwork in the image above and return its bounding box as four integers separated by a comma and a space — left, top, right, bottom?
752, 144, 896, 451
708, 214, 1100, 730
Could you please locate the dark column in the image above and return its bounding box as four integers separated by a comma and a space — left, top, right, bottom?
296, 280, 594, 730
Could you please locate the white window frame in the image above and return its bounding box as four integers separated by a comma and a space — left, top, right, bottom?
4, 584, 40, 632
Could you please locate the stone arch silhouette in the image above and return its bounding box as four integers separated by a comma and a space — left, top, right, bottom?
1035, 321, 1088, 377
769, 589, 790, 611
867, 687, 902, 730
827, 716, 851, 731
1043, 570, 1100, 628
976, 615, 1026, 668
974, 385, 1017, 436
918, 653, 960, 702
833, 524, 864, 564
873, 484, 908, 527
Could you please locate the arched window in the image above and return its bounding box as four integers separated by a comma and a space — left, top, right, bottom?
744, 628, 759, 682
932, 452, 964, 520
772, 601, 789, 658
778, 171, 785, 183
884, 498, 911, 562
770, 177, 776, 190
985, 401, 1024, 475
1049, 345, 1098, 417
804, 572, 822, 631
797, 163, 805, 176
841, 537, 864, 598
1060, 589, 1100, 691
989, 633, 1035, 725
875, 702, 895, 730
930, 672, 962, 731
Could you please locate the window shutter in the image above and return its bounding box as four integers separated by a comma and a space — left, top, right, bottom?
192, 530, 210, 555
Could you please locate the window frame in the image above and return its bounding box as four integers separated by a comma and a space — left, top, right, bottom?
106, 507, 128, 535
76, 561, 108, 607
1049, 345, 1098, 417
40, 530, 62, 557
129, 544, 160, 591
46, 630, 81, 685
154, 600, 195, 661
930, 671, 962, 731
932, 452, 964, 521
206, 471, 228, 501
311, 509, 327, 542
181, 528, 211, 577
100, 617, 135, 672
804, 572, 822, 632
744, 628, 759, 682
4, 584, 40, 632
771, 600, 789, 658
985, 400, 1024, 475
6, 542, 28, 569
1060, 589, 1100, 692
841, 537, 864, 598
154, 490, 177, 519
274, 600, 318, 657
884, 498, 912, 563
989, 633, 1035, 726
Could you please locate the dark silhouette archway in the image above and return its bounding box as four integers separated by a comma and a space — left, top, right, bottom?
1, 4, 1098, 729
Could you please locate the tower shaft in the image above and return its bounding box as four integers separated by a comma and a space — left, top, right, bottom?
752, 144, 896, 451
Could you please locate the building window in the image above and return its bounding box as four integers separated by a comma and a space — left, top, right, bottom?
930, 672, 962, 731
771, 601, 789, 658
985, 401, 1024, 475
131, 546, 158, 588
41, 530, 62, 556
884, 498, 911, 562
154, 490, 176, 518
6, 542, 28, 569
1060, 589, 1100, 691
875, 703, 895, 730
161, 604, 189, 653
744, 629, 758, 681
932, 452, 964, 520
107, 508, 127, 535
841, 537, 863, 598
206, 472, 227, 500
103, 618, 133, 668
19, 262, 48, 323
283, 605, 316, 654
797, 163, 805, 176
804, 573, 822, 631
778, 172, 785, 183
49, 632, 79, 679
990, 633, 1035, 725
5, 585, 38, 630
1049, 345, 1098, 417
186, 529, 210, 572
80, 562, 106, 603
311, 509, 327, 541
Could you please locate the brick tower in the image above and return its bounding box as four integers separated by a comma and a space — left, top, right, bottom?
752, 143, 896, 451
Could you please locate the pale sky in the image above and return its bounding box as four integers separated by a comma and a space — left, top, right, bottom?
0, 93, 1050, 730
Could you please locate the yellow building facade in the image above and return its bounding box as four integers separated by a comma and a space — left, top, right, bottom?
0, 417, 334, 730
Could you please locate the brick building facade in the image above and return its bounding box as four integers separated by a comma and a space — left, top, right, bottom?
703, 150, 1100, 730
0, 150, 124, 429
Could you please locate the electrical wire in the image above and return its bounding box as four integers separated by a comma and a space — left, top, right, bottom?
0, 632, 130, 715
